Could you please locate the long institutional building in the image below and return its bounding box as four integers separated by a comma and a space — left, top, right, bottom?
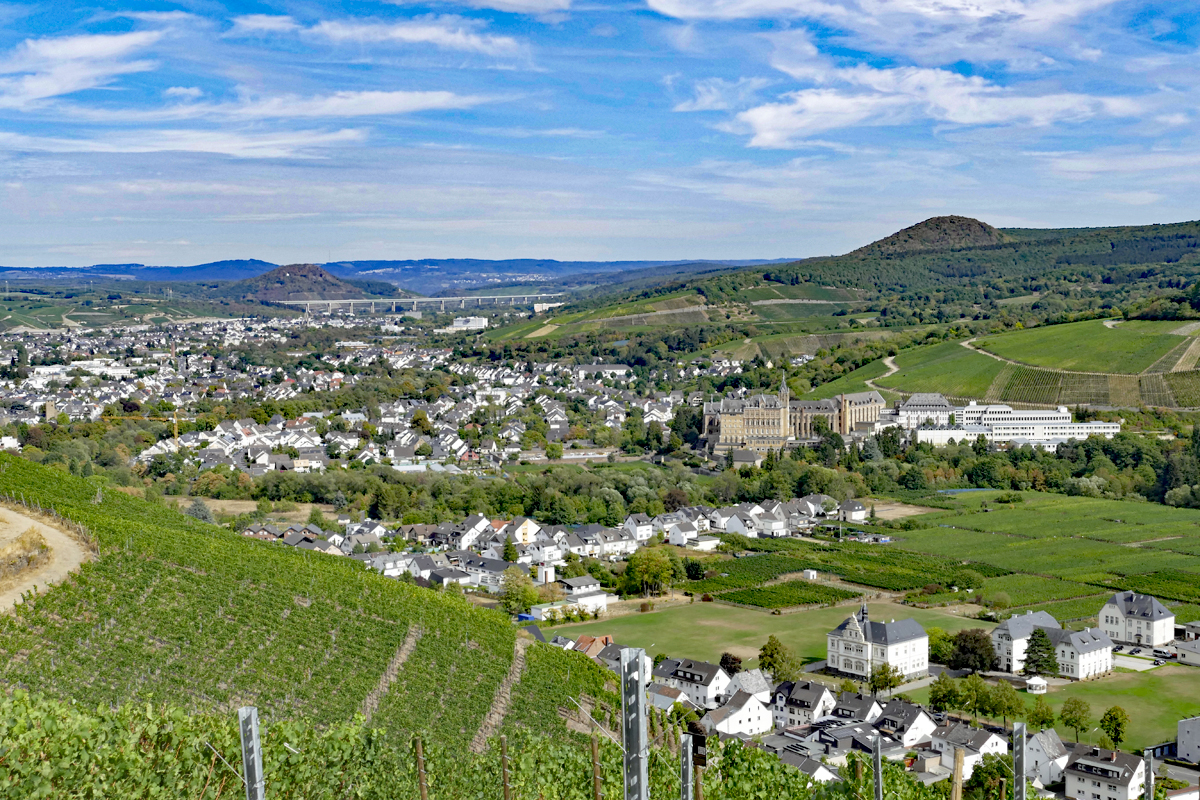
704, 387, 1121, 454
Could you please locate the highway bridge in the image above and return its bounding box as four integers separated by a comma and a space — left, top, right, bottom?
276, 293, 565, 313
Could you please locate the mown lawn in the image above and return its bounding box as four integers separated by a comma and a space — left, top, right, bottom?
975, 319, 1184, 374
907, 666, 1200, 751
542, 601, 991, 668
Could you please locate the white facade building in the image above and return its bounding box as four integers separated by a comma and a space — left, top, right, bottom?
826, 604, 929, 682
992, 611, 1114, 680
651, 658, 731, 710
915, 401, 1121, 448
1027, 728, 1071, 787
1100, 592, 1175, 647
702, 690, 774, 737
930, 723, 1008, 780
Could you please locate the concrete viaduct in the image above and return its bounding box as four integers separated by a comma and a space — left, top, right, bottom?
277, 293, 564, 313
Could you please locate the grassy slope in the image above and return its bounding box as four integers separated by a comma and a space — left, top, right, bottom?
875, 340, 1004, 397
976, 319, 1184, 374
0, 456, 606, 748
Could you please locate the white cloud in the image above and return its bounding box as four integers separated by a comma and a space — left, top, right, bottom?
730, 65, 1139, 147
310, 17, 520, 56
0, 31, 160, 109
673, 76, 771, 111
648, 0, 1121, 67
0, 128, 366, 158
165, 86, 202, 99
228, 14, 301, 35
64, 89, 494, 122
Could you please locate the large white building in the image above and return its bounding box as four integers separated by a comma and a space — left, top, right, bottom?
913, 401, 1121, 449
1100, 592, 1175, 647
992, 611, 1113, 680
826, 604, 929, 682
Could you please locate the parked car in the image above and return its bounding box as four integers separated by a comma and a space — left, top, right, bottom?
1131, 648, 1142, 655
1153, 659, 1164, 666
1113, 645, 1124, 652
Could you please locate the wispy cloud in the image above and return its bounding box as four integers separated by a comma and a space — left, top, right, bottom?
673, 77, 771, 111
0, 31, 159, 109
0, 128, 366, 158
310, 18, 521, 56
228, 14, 522, 57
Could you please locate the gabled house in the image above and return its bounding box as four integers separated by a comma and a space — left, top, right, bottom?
772, 680, 836, 729
652, 658, 731, 710
701, 690, 773, 737
1026, 728, 1070, 786
872, 699, 936, 748
1064, 747, 1145, 800
831, 692, 882, 723
624, 513, 653, 542
930, 723, 1007, 780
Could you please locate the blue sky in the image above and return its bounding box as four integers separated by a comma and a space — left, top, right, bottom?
0, 0, 1196, 265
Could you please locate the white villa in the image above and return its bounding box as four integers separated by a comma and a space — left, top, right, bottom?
1100, 592, 1175, 648
826, 604, 929, 682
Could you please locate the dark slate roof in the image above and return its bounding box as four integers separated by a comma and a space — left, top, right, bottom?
775, 680, 832, 710
875, 699, 932, 734
1066, 748, 1143, 787
831, 605, 927, 645
1106, 591, 1174, 621
995, 610, 1061, 639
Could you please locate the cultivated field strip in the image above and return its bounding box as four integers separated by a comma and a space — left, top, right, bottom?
1144, 337, 1192, 373
1174, 337, 1200, 372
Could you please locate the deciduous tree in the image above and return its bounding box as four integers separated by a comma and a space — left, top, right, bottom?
1099, 706, 1130, 750
1060, 698, 1091, 743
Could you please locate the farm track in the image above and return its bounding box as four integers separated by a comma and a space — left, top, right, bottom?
863, 356, 898, 392
470, 637, 531, 753
0, 504, 93, 613
361, 626, 423, 723
1174, 337, 1200, 372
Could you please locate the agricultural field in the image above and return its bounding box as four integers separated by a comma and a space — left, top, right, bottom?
873, 341, 1005, 398
977, 574, 1104, 607
685, 554, 815, 594
753, 303, 854, 321
1001, 595, 1108, 623
1118, 570, 1200, 603
544, 600, 992, 668
975, 319, 1186, 374
719, 581, 860, 609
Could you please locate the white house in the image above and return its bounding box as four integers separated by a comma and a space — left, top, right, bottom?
1064, 747, 1144, 800
1026, 728, 1070, 787
652, 658, 731, 710
624, 513, 653, 542
930, 723, 1008, 780
873, 699, 937, 748
840, 500, 868, 522
992, 611, 1113, 680
726, 668, 772, 703
701, 690, 773, 736
771, 680, 836, 729
1180, 716, 1200, 764
668, 522, 699, 546
827, 604, 929, 682
1100, 592, 1175, 648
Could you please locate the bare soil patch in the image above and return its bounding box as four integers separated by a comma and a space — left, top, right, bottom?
862, 499, 940, 520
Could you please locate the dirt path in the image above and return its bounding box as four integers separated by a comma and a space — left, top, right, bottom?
470, 637, 531, 753
0, 505, 93, 613
361, 626, 423, 723
863, 356, 899, 391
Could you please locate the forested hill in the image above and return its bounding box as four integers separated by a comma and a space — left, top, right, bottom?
754, 218, 1200, 295
849, 216, 1009, 257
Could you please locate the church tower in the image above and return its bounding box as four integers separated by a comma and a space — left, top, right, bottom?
779, 377, 790, 439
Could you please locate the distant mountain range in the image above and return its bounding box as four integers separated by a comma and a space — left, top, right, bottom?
0, 257, 796, 296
